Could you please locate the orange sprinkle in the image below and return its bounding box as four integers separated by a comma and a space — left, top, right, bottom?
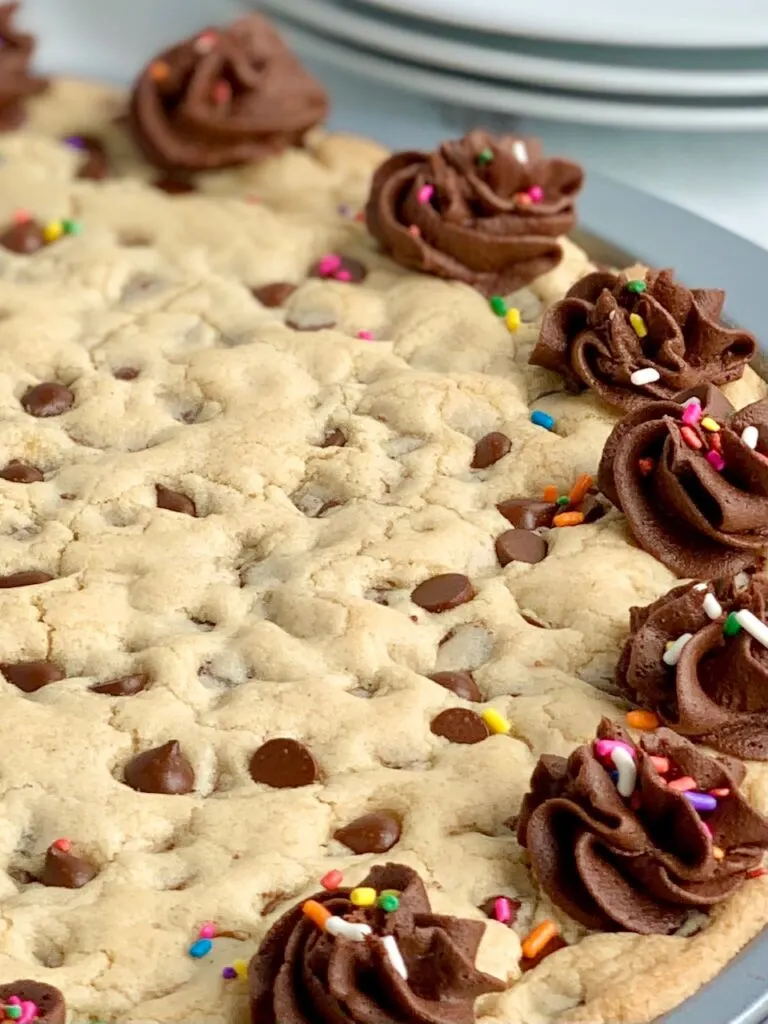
302, 899, 331, 930
638, 457, 655, 476
625, 710, 660, 731
553, 511, 585, 528
521, 920, 559, 960
150, 60, 170, 82
712, 846, 725, 860
667, 776, 697, 792
568, 473, 593, 505
542, 485, 558, 502
709, 788, 730, 798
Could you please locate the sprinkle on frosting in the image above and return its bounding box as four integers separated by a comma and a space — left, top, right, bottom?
531, 270, 756, 411
365, 130, 583, 298
517, 718, 768, 934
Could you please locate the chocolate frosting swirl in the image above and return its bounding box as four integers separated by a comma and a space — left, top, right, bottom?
517, 718, 768, 934
598, 384, 768, 578
365, 131, 583, 298
128, 14, 328, 172
0, 3, 48, 130
618, 571, 768, 760
249, 862, 504, 1024
531, 269, 756, 411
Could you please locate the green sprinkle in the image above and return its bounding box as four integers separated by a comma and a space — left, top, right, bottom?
723, 611, 742, 637
489, 295, 507, 317
5, 1006, 22, 1020
477, 148, 494, 166
626, 279, 647, 294
556, 496, 570, 506
378, 893, 400, 912
62, 218, 82, 235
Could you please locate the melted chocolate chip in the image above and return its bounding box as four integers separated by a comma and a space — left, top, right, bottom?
471, 432, 511, 469
309, 256, 367, 283
319, 428, 346, 448
252, 282, 296, 308
428, 671, 482, 702
286, 311, 337, 332
153, 176, 197, 194
40, 844, 98, 888
316, 499, 342, 518
249, 738, 318, 789
430, 708, 489, 744
0, 460, 44, 483
0, 660, 64, 692
334, 811, 401, 854
123, 740, 195, 794
67, 134, 109, 180
21, 382, 74, 417
90, 673, 148, 697
574, 494, 605, 523
0, 981, 65, 1024
479, 895, 521, 926
521, 935, 568, 971
497, 499, 557, 530
495, 529, 548, 566
0, 571, 53, 588
411, 573, 476, 613
155, 484, 196, 516
0, 219, 46, 254
113, 366, 140, 381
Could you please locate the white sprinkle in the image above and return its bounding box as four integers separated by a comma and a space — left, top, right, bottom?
630, 367, 661, 386
742, 425, 759, 450
734, 572, 751, 591
381, 935, 408, 979
611, 746, 637, 797
703, 593, 723, 619
692, 583, 708, 591
663, 632, 693, 667
326, 918, 372, 942
682, 397, 702, 409
512, 140, 528, 163
735, 609, 768, 651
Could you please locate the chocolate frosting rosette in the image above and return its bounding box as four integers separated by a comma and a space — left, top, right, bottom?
365, 131, 583, 298
249, 862, 504, 1024
517, 718, 768, 935
530, 269, 756, 411
128, 14, 328, 172
598, 384, 768, 578
0, 3, 48, 130
618, 570, 768, 760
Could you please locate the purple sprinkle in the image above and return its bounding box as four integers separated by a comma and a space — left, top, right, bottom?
684, 791, 717, 813
337, 204, 351, 217
64, 135, 86, 150
221, 966, 237, 979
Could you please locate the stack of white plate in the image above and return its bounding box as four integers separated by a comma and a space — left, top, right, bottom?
259, 0, 768, 130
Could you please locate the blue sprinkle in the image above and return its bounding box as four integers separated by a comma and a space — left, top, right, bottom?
609, 770, 619, 783
530, 410, 554, 431
189, 938, 213, 959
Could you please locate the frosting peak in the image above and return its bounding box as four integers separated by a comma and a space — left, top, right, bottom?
598, 385, 768, 578
365, 131, 583, 297
0, 3, 48, 130
517, 718, 768, 934
249, 862, 504, 1024
128, 14, 328, 172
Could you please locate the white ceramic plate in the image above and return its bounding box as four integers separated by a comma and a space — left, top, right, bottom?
354, 0, 768, 49
265, 0, 768, 97
277, 21, 768, 131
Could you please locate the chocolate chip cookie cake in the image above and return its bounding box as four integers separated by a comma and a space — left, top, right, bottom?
0, 6, 767, 1024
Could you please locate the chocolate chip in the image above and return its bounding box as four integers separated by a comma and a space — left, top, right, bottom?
334, 811, 401, 854
316, 499, 342, 518
0, 571, 53, 588
0, 660, 65, 692
249, 738, 318, 789
0, 461, 44, 483
497, 499, 557, 530
155, 484, 196, 516
428, 671, 482, 702
252, 282, 296, 308
521, 935, 568, 971
0, 220, 46, 254
574, 494, 605, 523
90, 673, 148, 697
495, 529, 548, 566
153, 176, 197, 194
310, 256, 367, 283
479, 895, 521, 926
113, 366, 139, 381
319, 429, 346, 448
21, 383, 74, 417
286, 311, 337, 332
431, 708, 489, 744
40, 843, 98, 889
123, 740, 195, 794
472, 432, 511, 469
411, 573, 476, 613
66, 134, 109, 180
0, 981, 65, 1024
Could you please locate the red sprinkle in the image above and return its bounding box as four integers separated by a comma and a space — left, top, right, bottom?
747, 867, 768, 879
52, 838, 72, 852
680, 426, 703, 450
212, 80, 232, 104
638, 457, 655, 476
709, 788, 730, 798
13, 209, 31, 224
320, 869, 343, 890
667, 776, 697, 792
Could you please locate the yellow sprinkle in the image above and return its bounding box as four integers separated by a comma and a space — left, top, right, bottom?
665, 640, 674, 651
232, 958, 248, 979
712, 846, 725, 861
701, 417, 720, 432
43, 221, 63, 243
482, 708, 511, 735
629, 313, 647, 338
505, 307, 521, 332
350, 886, 377, 907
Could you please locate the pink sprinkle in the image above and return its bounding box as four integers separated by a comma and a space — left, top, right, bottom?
317, 253, 342, 277
649, 755, 670, 774
682, 401, 702, 426
336, 270, 352, 282
494, 897, 512, 923
357, 330, 374, 341
7, 997, 20, 1006
594, 739, 635, 760
667, 775, 697, 792
199, 922, 215, 939
18, 1002, 38, 1024
13, 209, 31, 225
706, 449, 726, 472
417, 184, 434, 204
528, 185, 544, 202
407, 225, 421, 238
